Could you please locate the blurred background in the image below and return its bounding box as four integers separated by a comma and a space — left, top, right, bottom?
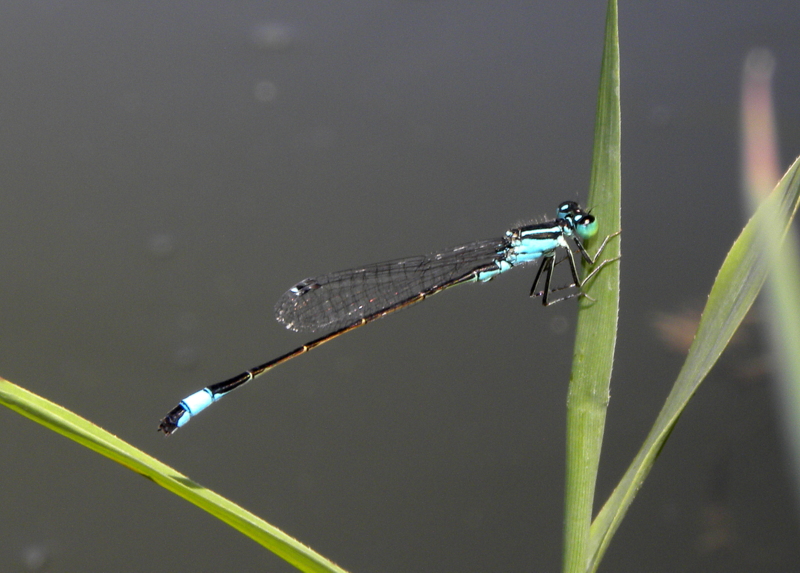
1, 1, 799, 571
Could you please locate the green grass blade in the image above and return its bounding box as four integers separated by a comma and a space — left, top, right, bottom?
586, 154, 800, 571
759, 209, 800, 505
0, 377, 350, 573
561, 0, 621, 571
740, 48, 800, 507
759, 219, 800, 504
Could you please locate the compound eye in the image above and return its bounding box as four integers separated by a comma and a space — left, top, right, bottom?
556, 201, 579, 220
575, 213, 598, 240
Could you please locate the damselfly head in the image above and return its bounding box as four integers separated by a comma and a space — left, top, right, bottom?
556, 202, 598, 241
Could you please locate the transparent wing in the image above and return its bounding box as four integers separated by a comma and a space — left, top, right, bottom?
274, 237, 508, 332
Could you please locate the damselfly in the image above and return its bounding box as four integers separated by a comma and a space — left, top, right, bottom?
159, 201, 619, 434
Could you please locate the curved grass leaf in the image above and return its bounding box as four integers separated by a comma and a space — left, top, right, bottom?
0, 378, 350, 573
586, 154, 800, 571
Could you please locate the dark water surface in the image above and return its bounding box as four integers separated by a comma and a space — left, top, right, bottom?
1, 2, 799, 571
